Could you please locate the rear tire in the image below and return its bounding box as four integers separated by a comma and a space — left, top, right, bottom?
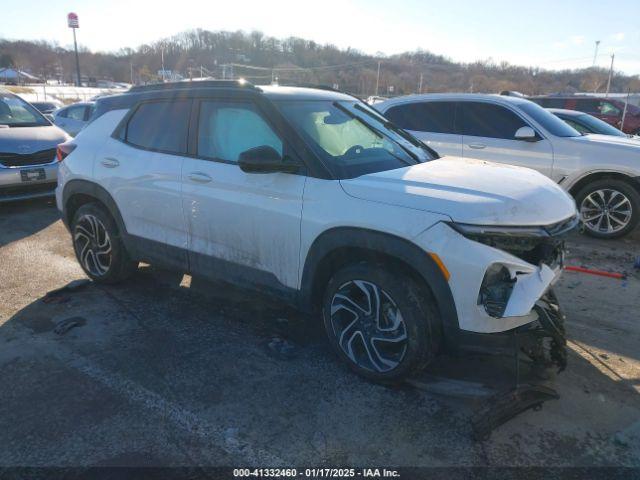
322, 263, 441, 383
575, 179, 640, 239
71, 203, 137, 284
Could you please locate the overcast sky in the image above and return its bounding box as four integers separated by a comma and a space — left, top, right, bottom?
5, 0, 640, 74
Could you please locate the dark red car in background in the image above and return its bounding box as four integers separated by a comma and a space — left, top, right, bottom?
530, 95, 640, 135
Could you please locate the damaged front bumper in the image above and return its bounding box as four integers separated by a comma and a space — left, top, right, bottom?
455, 289, 567, 372
470, 291, 567, 439
414, 217, 576, 335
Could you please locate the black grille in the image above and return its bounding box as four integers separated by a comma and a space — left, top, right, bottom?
0, 148, 57, 167
0, 182, 56, 198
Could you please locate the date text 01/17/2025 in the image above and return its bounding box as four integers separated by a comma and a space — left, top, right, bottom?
232, 468, 401, 478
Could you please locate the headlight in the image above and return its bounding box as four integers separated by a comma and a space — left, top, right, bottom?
447, 222, 549, 252
478, 264, 515, 318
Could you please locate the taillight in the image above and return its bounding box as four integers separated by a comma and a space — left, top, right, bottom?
56, 142, 76, 162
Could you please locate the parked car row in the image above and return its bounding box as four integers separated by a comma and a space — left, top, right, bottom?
1, 81, 638, 383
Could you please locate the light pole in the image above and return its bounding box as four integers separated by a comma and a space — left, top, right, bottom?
592, 40, 600, 67
375, 60, 381, 96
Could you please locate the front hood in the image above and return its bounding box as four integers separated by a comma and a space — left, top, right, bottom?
0, 125, 69, 153
570, 133, 640, 149
340, 157, 577, 226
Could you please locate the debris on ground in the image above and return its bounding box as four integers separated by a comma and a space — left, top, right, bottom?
263, 335, 298, 360
42, 279, 92, 304
406, 375, 494, 399
471, 384, 560, 441
54, 316, 87, 335
612, 420, 640, 449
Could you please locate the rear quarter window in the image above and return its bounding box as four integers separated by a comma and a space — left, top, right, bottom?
125, 100, 191, 154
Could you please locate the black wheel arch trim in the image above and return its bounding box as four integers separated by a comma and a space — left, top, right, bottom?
300, 227, 460, 337
61, 180, 127, 237
568, 171, 640, 197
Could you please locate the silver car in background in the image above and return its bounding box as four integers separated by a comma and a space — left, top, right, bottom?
0, 90, 70, 202
53, 102, 95, 136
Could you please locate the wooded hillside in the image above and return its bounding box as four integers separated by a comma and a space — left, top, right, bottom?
2, 29, 639, 96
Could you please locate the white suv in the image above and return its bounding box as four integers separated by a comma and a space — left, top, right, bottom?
56, 82, 576, 382
377, 94, 640, 239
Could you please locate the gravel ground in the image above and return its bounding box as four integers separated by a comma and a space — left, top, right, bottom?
0, 198, 638, 471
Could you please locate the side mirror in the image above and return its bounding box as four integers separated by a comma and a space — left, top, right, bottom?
514, 126, 538, 142
44, 114, 55, 122
238, 145, 300, 174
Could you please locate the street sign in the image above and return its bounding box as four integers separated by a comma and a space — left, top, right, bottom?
67, 12, 81, 86
67, 12, 79, 28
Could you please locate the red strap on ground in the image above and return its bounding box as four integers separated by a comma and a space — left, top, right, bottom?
565, 265, 626, 280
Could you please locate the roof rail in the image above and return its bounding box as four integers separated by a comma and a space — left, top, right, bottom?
128, 79, 257, 93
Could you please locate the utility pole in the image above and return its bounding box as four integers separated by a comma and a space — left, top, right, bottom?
418, 73, 423, 94
161, 46, 165, 82
621, 88, 630, 131
605, 53, 615, 97
375, 60, 381, 96
130, 61, 134, 84
592, 40, 600, 67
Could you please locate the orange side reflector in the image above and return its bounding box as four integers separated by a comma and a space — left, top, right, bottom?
429, 252, 450, 281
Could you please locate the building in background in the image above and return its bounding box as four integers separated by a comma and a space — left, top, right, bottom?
0, 68, 42, 85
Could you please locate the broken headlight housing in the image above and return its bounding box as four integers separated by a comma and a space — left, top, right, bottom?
478, 264, 515, 318
447, 219, 577, 268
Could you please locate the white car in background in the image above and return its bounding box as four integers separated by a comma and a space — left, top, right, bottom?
377, 94, 640, 239
53, 101, 95, 136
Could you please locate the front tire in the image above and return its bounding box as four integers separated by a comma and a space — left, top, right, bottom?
322, 263, 440, 383
71, 203, 137, 283
575, 179, 640, 239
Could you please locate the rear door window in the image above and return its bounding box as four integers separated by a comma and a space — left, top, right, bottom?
385, 101, 456, 134
460, 102, 527, 139
125, 100, 191, 154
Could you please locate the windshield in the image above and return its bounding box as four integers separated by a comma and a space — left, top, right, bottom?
275, 100, 434, 178
519, 101, 580, 137
576, 113, 627, 137
0, 93, 49, 127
